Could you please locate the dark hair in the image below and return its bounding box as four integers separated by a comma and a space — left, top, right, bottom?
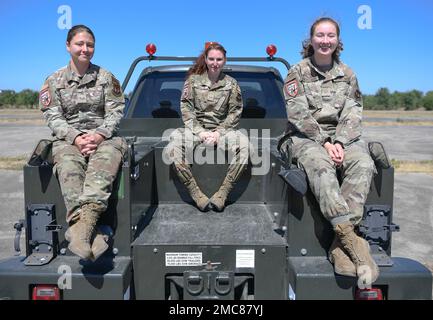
187, 42, 227, 76
66, 25, 95, 43
301, 17, 343, 62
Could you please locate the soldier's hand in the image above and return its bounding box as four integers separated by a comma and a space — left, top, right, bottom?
324, 142, 342, 166
74, 134, 90, 152
334, 143, 344, 165
204, 132, 220, 145
87, 133, 105, 146
199, 131, 211, 142
81, 144, 98, 156
212, 131, 220, 144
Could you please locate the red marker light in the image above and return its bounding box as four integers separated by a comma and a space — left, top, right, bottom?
355, 287, 384, 300
32, 285, 61, 300
266, 44, 277, 57
146, 43, 157, 56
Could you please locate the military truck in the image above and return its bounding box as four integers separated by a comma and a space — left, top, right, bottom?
0, 45, 431, 300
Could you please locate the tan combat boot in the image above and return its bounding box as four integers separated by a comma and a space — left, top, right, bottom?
210, 177, 234, 211
65, 203, 101, 260
328, 235, 356, 277
334, 222, 379, 285
185, 179, 210, 211
173, 163, 209, 211
90, 228, 109, 261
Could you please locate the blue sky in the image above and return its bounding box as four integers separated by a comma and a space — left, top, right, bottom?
1, 0, 432, 94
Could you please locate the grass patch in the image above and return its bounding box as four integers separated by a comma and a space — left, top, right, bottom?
363, 110, 433, 118
0, 156, 27, 170
0, 118, 45, 125
365, 121, 433, 126
391, 160, 433, 174
0, 108, 40, 113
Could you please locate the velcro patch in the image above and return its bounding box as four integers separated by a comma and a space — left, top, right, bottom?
284, 79, 299, 98
355, 89, 362, 99
39, 87, 51, 108
235, 85, 242, 102
181, 81, 190, 100
111, 76, 122, 97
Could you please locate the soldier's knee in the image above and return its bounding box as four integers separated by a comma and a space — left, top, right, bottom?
356, 153, 375, 172
300, 152, 334, 170
56, 153, 86, 168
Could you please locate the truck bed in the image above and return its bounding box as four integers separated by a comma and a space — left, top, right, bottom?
135, 203, 285, 246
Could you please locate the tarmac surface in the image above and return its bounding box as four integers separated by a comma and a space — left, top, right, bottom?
1, 123, 433, 161
0, 120, 432, 297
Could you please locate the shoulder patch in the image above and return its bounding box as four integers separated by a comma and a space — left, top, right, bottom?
235, 84, 242, 102
39, 86, 51, 108
354, 89, 362, 101
181, 80, 190, 100
349, 75, 362, 103
284, 79, 299, 98
111, 75, 122, 97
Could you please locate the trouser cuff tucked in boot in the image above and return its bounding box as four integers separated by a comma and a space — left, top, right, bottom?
330, 212, 357, 228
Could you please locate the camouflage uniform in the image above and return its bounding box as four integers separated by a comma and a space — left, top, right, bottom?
279, 58, 375, 226
39, 63, 127, 222
165, 72, 249, 203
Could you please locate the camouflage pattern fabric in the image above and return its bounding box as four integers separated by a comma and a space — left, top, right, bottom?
166, 127, 249, 184
180, 72, 243, 136
52, 136, 126, 222
39, 63, 124, 144
281, 58, 363, 147
166, 72, 248, 187
39, 63, 126, 222
279, 58, 374, 226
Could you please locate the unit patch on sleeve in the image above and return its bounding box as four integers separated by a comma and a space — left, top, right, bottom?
284, 79, 299, 98
111, 76, 122, 97
39, 87, 51, 108
181, 81, 190, 100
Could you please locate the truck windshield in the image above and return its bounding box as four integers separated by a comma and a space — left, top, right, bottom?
128, 71, 286, 119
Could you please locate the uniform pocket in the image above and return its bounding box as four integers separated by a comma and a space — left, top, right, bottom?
332, 79, 350, 110
303, 81, 322, 112
88, 86, 104, 114
214, 89, 230, 113
59, 88, 79, 116
193, 86, 209, 111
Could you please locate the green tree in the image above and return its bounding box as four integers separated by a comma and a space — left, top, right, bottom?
363, 94, 377, 110
422, 91, 433, 111
389, 91, 405, 109
15, 89, 39, 107
375, 87, 391, 109
402, 90, 423, 110
0, 90, 17, 106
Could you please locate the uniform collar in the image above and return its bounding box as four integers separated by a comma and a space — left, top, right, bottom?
197, 72, 227, 89
307, 57, 345, 80
66, 62, 98, 85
